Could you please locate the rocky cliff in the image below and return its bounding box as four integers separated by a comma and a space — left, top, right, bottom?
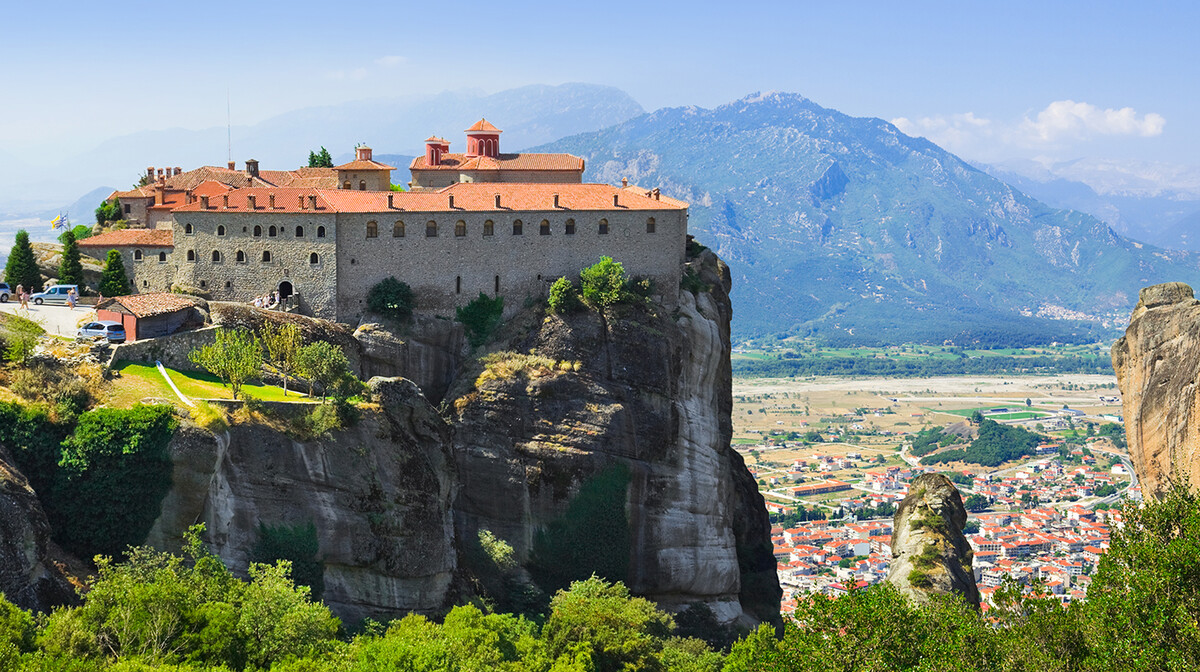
886, 473, 979, 607
0, 447, 75, 612
450, 248, 779, 626
1111, 282, 1200, 500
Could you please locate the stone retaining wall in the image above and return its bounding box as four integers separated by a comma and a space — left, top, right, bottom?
108, 325, 219, 371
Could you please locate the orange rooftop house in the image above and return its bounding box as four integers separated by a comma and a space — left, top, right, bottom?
96, 293, 205, 341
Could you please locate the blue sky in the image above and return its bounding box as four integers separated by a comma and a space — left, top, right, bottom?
1, 0, 1194, 165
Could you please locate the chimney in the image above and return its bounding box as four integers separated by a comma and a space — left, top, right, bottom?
356, 146, 372, 162
653, 188, 661, 201
157, 168, 165, 181
246, 159, 259, 178
200, 195, 209, 209
449, 194, 455, 208
247, 194, 257, 209
228, 160, 236, 170
308, 195, 318, 209
174, 167, 182, 176
613, 194, 619, 206
147, 167, 155, 181
388, 193, 394, 209
299, 195, 306, 209
495, 194, 501, 208
553, 194, 560, 208
222, 194, 229, 209
621, 177, 628, 187
269, 193, 276, 209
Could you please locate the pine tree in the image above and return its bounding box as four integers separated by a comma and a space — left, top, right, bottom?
4, 230, 42, 293
99, 249, 131, 296
308, 147, 334, 168
58, 229, 85, 290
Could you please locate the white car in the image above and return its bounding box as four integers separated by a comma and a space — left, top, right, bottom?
30, 284, 79, 305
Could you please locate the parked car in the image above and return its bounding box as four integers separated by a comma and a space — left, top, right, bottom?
30, 284, 79, 305
76, 320, 126, 343
0, 283, 9, 302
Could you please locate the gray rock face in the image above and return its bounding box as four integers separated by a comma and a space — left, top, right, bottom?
886, 473, 979, 607
354, 317, 467, 404
0, 447, 75, 612
147, 378, 457, 624
1112, 282, 1200, 500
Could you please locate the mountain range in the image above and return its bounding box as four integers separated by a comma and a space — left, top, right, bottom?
535, 92, 1200, 344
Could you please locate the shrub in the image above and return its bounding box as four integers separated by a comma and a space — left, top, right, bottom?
548, 277, 582, 314
291, 403, 342, 439
579, 256, 627, 311
366, 277, 414, 321
2, 314, 44, 364
475, 351, 563, 387
456, 292, 504, 348
50, 404, 179, 559
0, 402, 64, 496
94, 199, 122, 225
251, 521, 325, 600
189, 401, 229, 434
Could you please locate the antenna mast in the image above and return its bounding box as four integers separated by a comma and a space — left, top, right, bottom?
226, 89, 232, 164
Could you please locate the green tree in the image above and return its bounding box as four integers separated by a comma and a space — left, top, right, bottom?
541, 576, 676, 672
4, 230, 42, 293
260, 322, 303, 396
964, 493, 990, 513
2, 315, 43, 364
98, 249, 131, 297
308, 147, 334, 168
579, 257, 628, 380
94, 198, 122, 225
366, 277, 414, 322
455, 292, 504, 348
57, 223, 92, 245
548, 276, 582, 314
296, 340, 354, 401
189, 328, 263, 400
57, 229, 85, 290
251, 521, 324, 601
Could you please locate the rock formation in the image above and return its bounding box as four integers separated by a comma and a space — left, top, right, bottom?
147, 377, 458, 624
886, 473, 979, 607
0, 447, 75, 612
1111, 282, 1200, 500
450, 248, 779, 626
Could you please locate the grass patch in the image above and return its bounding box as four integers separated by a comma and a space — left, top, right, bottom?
108, 361, 316, 408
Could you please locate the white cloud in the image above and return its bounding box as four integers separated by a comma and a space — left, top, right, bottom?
375, 55, 406, 67
1021, 100, 1165, 141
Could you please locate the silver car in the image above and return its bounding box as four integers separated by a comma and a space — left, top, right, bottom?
30, 284, 79, 305
76, 320, 126, 343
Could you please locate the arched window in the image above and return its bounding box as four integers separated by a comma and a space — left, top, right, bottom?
268, 226, 277, 237
187, 250, 196, 262
366, 221, 378, 238
513, 219, 523, 235
310, 253, 319, 265
236, 250, 245, 263
184, 223, 193, 235
646, 217, 656, 233
359, 181, 366, 191
217, 225, 226, 236
295, 225, 304, 237
483, 220, 494, 236
565, 218, 576, 235
539, 220, 550, 236
598, 218, 609, 235
133, 249, 143, 261
158, 251, 166, 262
212, 250, 221, 263
262, 250, 272, 263
253, 225, 262, 237
393, 221, 405, 237
455, 220, 466, 237
343, 181, 351, 189
426, 220, 437, 237
317, 226, 326, 238
200, 280, 207, 289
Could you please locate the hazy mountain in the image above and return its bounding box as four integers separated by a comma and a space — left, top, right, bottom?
980, 159, 1200, 251
536, 92, 1200, 344
2, 83, 644, 210
39, 186, 115, 226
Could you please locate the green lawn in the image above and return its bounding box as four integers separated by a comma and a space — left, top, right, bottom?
109, 361, 314, 408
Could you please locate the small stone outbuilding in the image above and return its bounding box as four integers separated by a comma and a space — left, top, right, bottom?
96, 293, 205, 341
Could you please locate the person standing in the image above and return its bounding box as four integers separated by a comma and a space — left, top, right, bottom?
66, 287, 77, 310
14, 284, 23, 309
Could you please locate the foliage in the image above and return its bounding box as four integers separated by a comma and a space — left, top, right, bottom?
8, 361, 92, 420
388, 183, 405, 192
909, 426, 959, 457
768, 505, 827, 527
579, 256, 627, 311
259, 322, 303, 396
1093, 483, 1117, 497
475, 351, 580, 387
0, 401, 65, 495
3, 314, 45, 364
59, 224, 92, 245
94, 199, 123, 225
295, 340, 356, 402
366, 277, 414, 322
188, 328, 263, 400
57, 229, 86, 290
464, 528, 545, 618
530, 465, 631, 593
920, 418, 1041, 467
290, 403, 343, 439
188, 401, 228, 434
542, 576, 674, 672
456, 292, 504, 348
4, 230, 42, 293
680, 267, 710, 294
307, 147, 333, 168
1096, 422, 1126, 449
735, 353, 1114, 378
963, 493, 990, 512
51, 404, 178, 559
251, 521, 324, 600
547, 276, 582, 314
98, 249, 131, 297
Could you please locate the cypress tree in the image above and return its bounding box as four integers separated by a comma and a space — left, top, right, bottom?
99, 249, 131, 296
58, 229, 85, 290
4, 230, 42, 293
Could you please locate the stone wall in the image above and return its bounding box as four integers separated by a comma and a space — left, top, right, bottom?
334, 207, 686, 322
81, 245, 177, 294
109, 325, 219, 370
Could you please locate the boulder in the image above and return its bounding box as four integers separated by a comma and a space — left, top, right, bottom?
886, 473, 979, 607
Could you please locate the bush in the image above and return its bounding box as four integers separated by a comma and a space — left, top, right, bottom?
2, 314, 44, 364
8, 364, 91, 419
548, 277, 582, 314
579, 256, 627, 311
0, 402, 64, 496
189, 401, 229, 434
50, 404, 179, 559
366, 277, 414, 321
290, 403, 342, 439
456, 292, 504, 348
475, 351, 578, 387
252, 521, 325, 600
94, 199, 122, 226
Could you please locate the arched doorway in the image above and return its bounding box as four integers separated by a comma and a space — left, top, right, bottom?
278, 281, 294, 300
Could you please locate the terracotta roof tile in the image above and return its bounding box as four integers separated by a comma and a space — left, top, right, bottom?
78, 229, 174, 248
332, 159, 396, 171
465, 119, 502, 133
410, 152, 583, 172
319, 182, 687, 213
99, 292, 199, 318
173, 188, 336, 214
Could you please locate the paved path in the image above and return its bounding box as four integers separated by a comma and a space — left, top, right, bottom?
0, 301, 98, 338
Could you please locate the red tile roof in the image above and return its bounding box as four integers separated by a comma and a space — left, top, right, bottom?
465, 119, 502, 133
173, 188, 336, 213
78, 229, 174, 248
333, 159, 396, 171
411, 152, 583, 172
319, 182, 687, 213
98, 293, 199, 318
